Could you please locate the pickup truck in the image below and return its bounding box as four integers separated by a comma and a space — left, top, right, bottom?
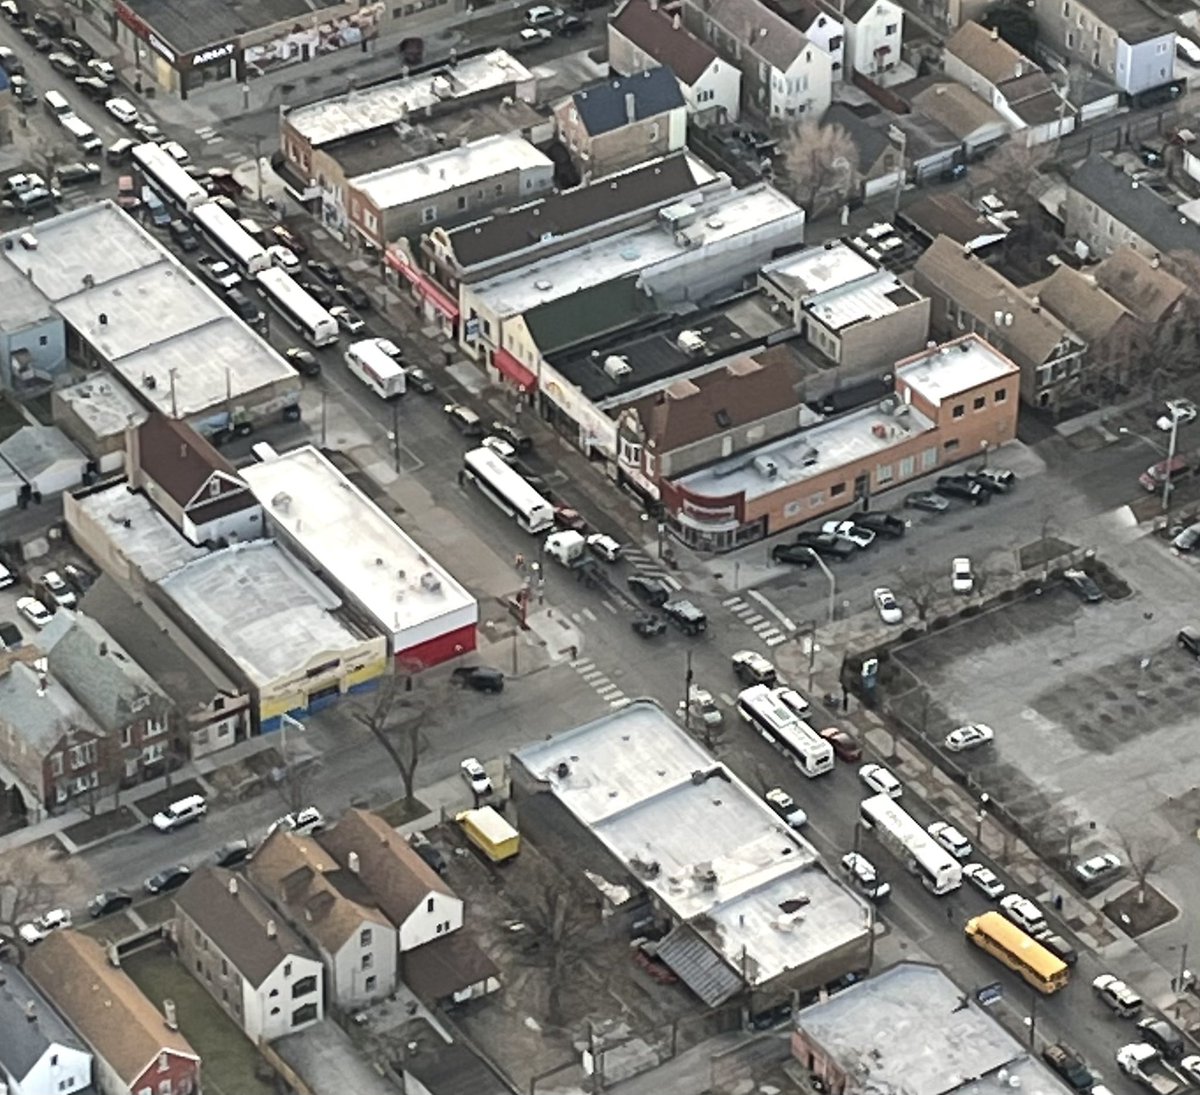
1117, 1043, 1183, 1095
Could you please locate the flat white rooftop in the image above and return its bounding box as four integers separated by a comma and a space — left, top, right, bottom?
897, 335, 1019, 405
514, 701, 869, 989
159, 541, 369, 687
761, 242, 877, 298
55, 377, 149, 440
286, 51, 534, 148
470, 183, 803, 318
0, 203, 297, 419
677, 399, 934, 502
806, 269, 922, 331
72, 483, 206, 582
354, 135, 552, 211
240, 445, 476, 641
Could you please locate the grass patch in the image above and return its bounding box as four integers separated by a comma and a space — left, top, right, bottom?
376, 796, 429, 826
63, 806, 141, 846
123, 947, 276, 1095
132, 778, 207, 818
1103, 882, 1178, 937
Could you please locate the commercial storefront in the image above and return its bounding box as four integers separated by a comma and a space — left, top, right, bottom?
385, 247, 460, 337
115, 1, 241, 99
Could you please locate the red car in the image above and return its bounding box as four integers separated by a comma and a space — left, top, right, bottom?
820, 726, 862, 762
554, 506, 588, 533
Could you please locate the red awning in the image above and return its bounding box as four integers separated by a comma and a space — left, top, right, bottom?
385, 251, 459, 320
492, 348, 536, 390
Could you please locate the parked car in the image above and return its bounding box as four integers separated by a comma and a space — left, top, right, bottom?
62, 562, 95, 593
731, 649, 777, 686
18, 908, 72, 944
971, 468, 1016, 493
307, 258, 340, 284
329, 304, 365, 334
1136, 1017, 1186, 1060
557, 12, 588, 33
840, 852, 891, 902
490, 421, 533, 453
1172, 521, 1200, 553
285, 347, 320, 377
41, 570, 76, 609
298, 279, 334, 307
0, 621, 23, 650
1042, 1044, 1094, 1091
408, 831, 447, 874
772, 542, 816, 566
443, 402, 483, 437
1093, 973, 1143, 1017
1179, 626, 1200, 657
407, 366, 435, 394
822, 519, 875, 548
820, 726, 862, 761
0, 562, 13, 589
86, 58, 116, 82
963, 862, 1006, 899
663, 598, 706, 635
632, 613, 666, 638
854, 511, 906, 538
144, 865, 191, 894
87, 890, 132, 918
16, 596, 53, 628
336, 281, 372, 309
1074, 852, 1121, 887
451, 666, 505, 692
628, 574, 672, 607
525, 3, 563, 23
133, 120, 166, 144
776, 688, 810, 718
999, 892, 1046, 934
480, 435, 516, 464
927, 820, 972, 859
1063, 568, 1103, 603
764, 787, 807, 828
793, 531, 856, 560
57, 160, 101, 186
168, 218, 198, 251
266, 243, 300, 273
905, 491, 950, 512
1157, 397, 1197, 431
197, 254, 241, 290
0, 45, 22, 73
859, 762, 902, 798
1033, 929, 1079, 967
1139, 454, 1190, 492
951, 556, 974, 594
944, 723, 994, 752
59, 35, 94, 60
104, 96, 139, 125
873, 587, 902, 625
73, 74, 108, 99
586, 533, 622, 562
9, 74, 34, 103
460, 757, 493, 796
151, 794, 207, 831
47, 51, 79, 74
937, 475, 990, 504
213, 838, 251, 868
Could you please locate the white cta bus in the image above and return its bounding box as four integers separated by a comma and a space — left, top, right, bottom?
131, 142, 207, 212
736, 684, 834, 777
256, 267, 339, 347
463, 446, 554, 533
346, 339, 405, 399
192, 202, 270, 275
859, 794, 962, 895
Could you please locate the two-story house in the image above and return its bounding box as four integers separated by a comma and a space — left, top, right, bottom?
1030, 0, 1173, 95
836, 0, 904, 79
247, 829, 398, 1008
0, 961, 92, 1095
1092, 246, 1185, 325
764, 0, 846, 79
41, 611, 179, 785
554, 68, 688, 181
0, 647, 106, 815
912, 234, 1088, 407
683, 0, 834, 119
126, 413, 262, 548
25, 932, 201, 1095
174, 867, 324, 1044
609, 0, 742, 122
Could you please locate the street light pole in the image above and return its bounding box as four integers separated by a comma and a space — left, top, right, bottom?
1164, 408, 1180, 514
975, 792, 989, 844
807, 549, 837, 624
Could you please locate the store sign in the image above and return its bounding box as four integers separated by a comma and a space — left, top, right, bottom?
193, 41, 235, 66
147, 31, 176, 63
463, 316, 480, 342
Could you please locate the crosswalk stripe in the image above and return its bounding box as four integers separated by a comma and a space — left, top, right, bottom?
571, 659, 593, 670
765, 634, 787, 647
752, 620, 779, 634
610, 696, 632, 708
596, 684, 621, 697
581, 670, 605, 682
723, 596, 746, 608
742, 613, 764, 626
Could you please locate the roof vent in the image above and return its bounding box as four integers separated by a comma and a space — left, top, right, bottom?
419, 570, 442, 592
18, 233, 37, 250
676, 329, 707, 353
348, 851, 360, 874
272, 491, 291, 513
266, 919, 277, 939
163, 1000, 178, 1031
534, 279, 552, 291
604, 355, 632, 379
229, 877, 239, 896
753, 455, 779, 478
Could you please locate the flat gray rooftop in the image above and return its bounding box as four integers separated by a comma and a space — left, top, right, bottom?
806, 270, 923, 331
72, 483, 206, 582
55, 376, 149, 440
897, 336, 1018, 406
514, 701, 868, 988
797, 963, 1073, 1095
0, 260, 55, 331
159, 541, 370, 687
762, 242, 878, 298
0, 424, 84, 478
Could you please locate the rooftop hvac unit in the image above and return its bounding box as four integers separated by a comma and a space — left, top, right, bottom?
878, 396, 897, 413
676, 329, 706, 354
658, 201, 698, 231
604, 355, 632, 379
419, 570, 442, 592
18, 233, 37, 250
753, 455, 779, 478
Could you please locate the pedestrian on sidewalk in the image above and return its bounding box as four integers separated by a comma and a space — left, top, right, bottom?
456, 469, 465, 488
515, 552, 525, 570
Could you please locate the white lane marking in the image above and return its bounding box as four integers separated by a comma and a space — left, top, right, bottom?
747, 589, 796, 632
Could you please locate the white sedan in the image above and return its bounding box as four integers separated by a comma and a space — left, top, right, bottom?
928, 820, 973, 859
460, 757, 493, 796
1157, 397, 1197, 431
945, 723, 995, 752
17, 596, 53, 629
873, 587, 903, 625
104, 97, 139, 125
963, 862, 1006, 899
18, 907, 72, 945
267, 244, 301, 273
822, 519, 876, 548
765, 787, 807, 829
859, 762, 902, 799
481, 435, 517, 463
951, 556, 974, 594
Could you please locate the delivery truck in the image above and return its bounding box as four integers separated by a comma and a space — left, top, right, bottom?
456, 806, 520, 863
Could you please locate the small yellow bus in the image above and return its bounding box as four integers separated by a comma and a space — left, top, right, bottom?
965, 910, 1069, 994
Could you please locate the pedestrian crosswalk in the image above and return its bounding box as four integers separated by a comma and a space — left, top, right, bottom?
195, 126, 224, 145
723, 595, 789, 647
624, 546, 682, 589
569, 657, 632, 709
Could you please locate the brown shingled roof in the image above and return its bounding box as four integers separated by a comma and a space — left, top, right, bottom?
945, 21, 1030, 85
319, 808, 456, 926
1026, 265, 1129, 343
24, 932, 199, 1085
697, 0, 811, 71
611, 0, 718, 85
911, 83, 1006, 140
135, 413, 242, 509
1093, 246, 1186, 324
402, 932, 500, 1002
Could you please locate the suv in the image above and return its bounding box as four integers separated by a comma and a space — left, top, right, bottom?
999, 893, 1046, 934
793, 531, 856, 560
1093, 973, 1143, 1017
854, 511, 906, 538
662, 598, 706, 635
151, 793, 207, 832
1042, 1044, 1093, 1091
731, 650, 777, 686
41, 570, 76, 609
1032, 929, 1078, 967
444, 403, 483, 437
1140, 454, 1190, 492
840, 852, 891, 902
936, 475, 990, 504
451, 666, 505, 693
627, 574, 672, 607
490, 421, 533, 453
1136, 1017, 1186, 1060
226, 288, 264, 325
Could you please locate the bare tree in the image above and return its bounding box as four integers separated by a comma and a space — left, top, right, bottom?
276, 756, 321, 815
1118, 831, 1162, 907
895, 568, 940, 621
779, 119, 860, 216
0, 843, 76, 937
979, 140, 1049, 208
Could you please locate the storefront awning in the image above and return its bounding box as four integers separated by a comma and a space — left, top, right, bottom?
386, 251, 459, 320
492, 348, 536, 390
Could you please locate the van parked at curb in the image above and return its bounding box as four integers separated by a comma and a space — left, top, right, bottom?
151, 793, 207, 832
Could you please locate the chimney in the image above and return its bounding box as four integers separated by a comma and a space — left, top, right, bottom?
625, 91, 636, 125
673, 12, 681, 28
228, 877, 238, 897
650, 0, 659, 9
266, 919, 277, 939
25, 1001, 36, 1022
163, 1000, 178, 1031
1152, 252, 1162, 268
99, 641, 108, 657
990, 25, 999, 39
348, 850, 360, 874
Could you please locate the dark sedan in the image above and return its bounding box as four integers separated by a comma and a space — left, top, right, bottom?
336, 281, 371, 309
1063, 568, 1103, 603
213, 839, 251, 868
298, 279, 334, 307
771, 542, 815, 566
307, 259, 340, 284
87, 889, 132, 918
905, 490, 950, 512
144, 864, 191, 894
628, 574, 672, 607
854, 511, 906, 538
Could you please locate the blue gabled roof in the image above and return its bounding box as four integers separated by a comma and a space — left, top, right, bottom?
572, 67, 685, 136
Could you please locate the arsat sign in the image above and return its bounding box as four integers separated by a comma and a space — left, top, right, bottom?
147, 31, 175, 63
193, 41, 236, 66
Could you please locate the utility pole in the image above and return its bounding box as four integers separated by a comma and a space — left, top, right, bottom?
391, 402, 400, 472
683, 650, 694, 733
1164, 406, 1180, 513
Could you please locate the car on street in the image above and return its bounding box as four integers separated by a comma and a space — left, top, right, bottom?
19, 908, 72, 944
0, 562, 13, 589
776, 688, 810, 718
525, 3, 563, 23
731, 649, 777, 686
86, 58, 116, 82
213, 838, 251, 867
683, 685, 722, 727
168, 218, 198, 251
407, 367, 435, 394
133, 120, 166, 144
270, 224, 306, 254
299, 279, 334, 307
47, 51, 79, 75
557, 12, 588, 33
59, 35, 94, 60
927, 820, 972, 859
632, 613, 666, 638
771, 542, 816, 566
627, 574, 672, 607
0, 45, 24, 74
905, 490, 950, 512
765, 787, 807, 828
443, 402, 483, 437
1042, 1044, 1094, 1091
0, 1, 23, 24
285, 347, 320, 377
17, 596, 53, 628
822, 519, 876, 548
57, 161, 101, 187
519, 26, 551, 43
1074, 852, 1121, 887
41, 570, 76, 609
74, 74, 110, 100
197, 255, 241, 291
1157, 397, 1197, 431
307, 259, 340, 284
663, 598, 706, 635
329, 304, 365, 334
1063, 568, 1103, 603
144, 865, 191, 894
336, 281, 372, 309
1180, 626, 1200, 657
1139, 454, 1190, 492
481, 435, 517, 464
840, 852, 891, 902
963, 862, 1006, 899
999, 893, 1046, 934
151, 794, 207, 832
586, 533, 622, 562
820, 726, 862, 761
104, 96, 139, 124
873, 587, 902, 624
553, 506, 587, 532
490, 421, 533, 452
460, 757, 493, 796
936, 475, 989, 504
951, 556, 974, 594
2, 172, 45, 196
161, 141, 189, 165
9, 74, 34, 103
266, 243, 301, 272
969, 468, 1016, 494
1136, 1017, 1186, 1060
859, 762, 902, 798
451, 665, 505, 692
62, 563, 94, 594
1172, 521, 1200, 552
944, 723, 994, 752
793, 531, 856, 560
87, 889, 133, 918
854, 511, 906, 538
1093, 973, 1143, 1017
1033, 929, 1079, 966
268, 806, 326, 837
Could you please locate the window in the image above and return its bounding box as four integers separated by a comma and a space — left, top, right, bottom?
876, 463, 894, 484
885, 23, 897, 33
51, 1055, 58, 1066
270, 1006, 281, 1016
952, 404, 965, 419
784, 499, 803, 518
292, 1002, 319, 1026
269, 988, 279, 998
426, 896, 435, 913
159, 1081, 171, 1095
829, 34, 843, 49
457, 195, 467, 210
899, 455, 915, 478
365, 975, 378, 992
158, 1053, 169, 1073
221, 959, 228, 976
830, 482, 846, 497
362, 952, 374, 971
421, 205, 437, 224
284, 961, 292, 977
39, 334, 48, 346
648, 123, 660, 143
494, 183, 504, 196
50, 752, 62, 776
360, 928, 372, 947
973, 395, 986, 410
921, 446, 938, 470
1062, 0, 1069, 13
994, 387, 1007, 402
944, 438, 960, 451
293, 975, 318, 998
